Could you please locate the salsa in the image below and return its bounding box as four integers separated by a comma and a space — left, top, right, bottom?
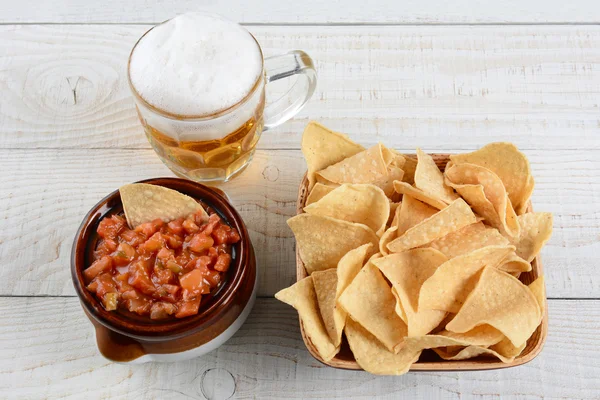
84, 207, 241, 320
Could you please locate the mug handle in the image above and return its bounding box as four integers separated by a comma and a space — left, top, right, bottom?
262, 50, 317, 131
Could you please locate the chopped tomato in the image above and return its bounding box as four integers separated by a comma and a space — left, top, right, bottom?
201, 213, 220, 235
93, 273, 117, 298
182, 218, 199, 234
84, 256, 113, 282
175, 297, 202, 318
97, 215, 126, 240
95, 239, 117, 258
155, 284, 180, 303
157, 247, 174, 263
214, 253, 232, 272
128, 261, 156, 295
124, 296, 152, 315
203, 268, 221, 287
153, 262, 174, 285
193, 209, 209, 225
179, 269, 208, 293
188, 233, 214, 253
216, 243, 231, 255
195, 255, 213, 270
167, 218, 184, 235
120, 229, 145, 247
112, 242, 136, 266
207, 247, 219, 264
139, 232, 166, 254
164, 234, 183, 249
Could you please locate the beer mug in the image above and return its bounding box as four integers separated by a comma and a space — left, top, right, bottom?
128, 12, 316, 183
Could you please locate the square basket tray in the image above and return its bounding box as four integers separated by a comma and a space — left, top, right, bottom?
295, 153, 548, 372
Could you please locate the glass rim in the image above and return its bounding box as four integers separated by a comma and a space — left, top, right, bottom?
127, 16, 265, 121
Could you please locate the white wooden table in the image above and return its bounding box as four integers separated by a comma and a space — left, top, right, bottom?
1, 1, 599, 398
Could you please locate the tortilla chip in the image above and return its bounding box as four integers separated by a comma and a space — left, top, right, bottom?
393, 181, 448, 210
392, 288, 408, 323
446, 267, 541, 347
288, 214, 378, 274
316, 144, 391, 187
449, 142, 533, 215
301, 121, 364, 191
379, 226, 397, 256
345, 319, 421, 375
374, 249, 448, 336
497, 253, 532, 273
489, 336, 526, 359
119, 183, 207, 229
388, 202, 401, 227
395, 195, 438, 236
387, 198, 478, 253
433, 345, 516, 363
338, 263, 407, 352
427, 222, 509, 258
401, 156, 418, 184
312, 269, 344, 347
415, 148, 459, 204
437, 325, 504, 346
305, 183, 336, 206
329, 243, 373, 345
419, 245, 515, 313
304, 184, 390, 236
528, 276, 546, 323
445, 163, 519, 237
377, 166, 405, 197
390, 153, 407, 169
275, 276, 339, 361
337, 244, 372, 296
510, 213, 553, 262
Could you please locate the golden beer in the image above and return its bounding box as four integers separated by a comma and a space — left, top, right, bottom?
128, 12, 316, 183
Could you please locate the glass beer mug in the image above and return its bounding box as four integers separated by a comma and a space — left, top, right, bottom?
128, 12, 316, 183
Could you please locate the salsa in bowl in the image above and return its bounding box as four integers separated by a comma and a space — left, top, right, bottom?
71, 178, 256, 363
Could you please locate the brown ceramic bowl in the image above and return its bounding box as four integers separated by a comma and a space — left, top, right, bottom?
71, 178, 257, 363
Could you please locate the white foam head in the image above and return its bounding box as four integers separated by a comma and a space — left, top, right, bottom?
129, 12, 263, 116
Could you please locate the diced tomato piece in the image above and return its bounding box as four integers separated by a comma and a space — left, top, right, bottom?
112, 242, 136, 266
179, 269, 209, 293
155, 284, 180, 303
86, 279, 99, 293
150, 302, 177, 320
195, 256, 213, 270
164, 234, 183, 249
97, 215, 126, 240
182, 218, 199, 234
135, 221, 159, 237
167, 218, 184, 235
188, 233, 214, 253
175, 297, 202, 318
84, 256, 113, 282
208, 247, 219, 264
121, 289, 138, 300
157, 248, 174, 263
153, 263, 174, 285
94, 273, 117, 298
139, 233, 166, 254
201, 213, 220, 236
212, 225, 230, 245
214, 253, 232, 272
94, 239, 118, 258
128, 261, 156, 295
203, 268, 221, 288
227, 228, 241, 244
124, 296, 152, 315
120, 229, 146, 247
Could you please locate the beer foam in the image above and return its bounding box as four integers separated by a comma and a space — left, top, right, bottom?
129, 13, 263, 116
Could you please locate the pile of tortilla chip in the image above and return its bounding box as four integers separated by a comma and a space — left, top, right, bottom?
275, 122, 553, 375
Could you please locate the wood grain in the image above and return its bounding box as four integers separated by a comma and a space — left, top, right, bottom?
1, 25, 599, 151
2, 0, 600, 24
0, 297, 598, 399
0, 148, 597, 298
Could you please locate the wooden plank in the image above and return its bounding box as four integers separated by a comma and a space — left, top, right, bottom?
0, 148, 598, 298
0, 297, 598, 399
1, 25, 599, 151
2, 0, 600, 24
